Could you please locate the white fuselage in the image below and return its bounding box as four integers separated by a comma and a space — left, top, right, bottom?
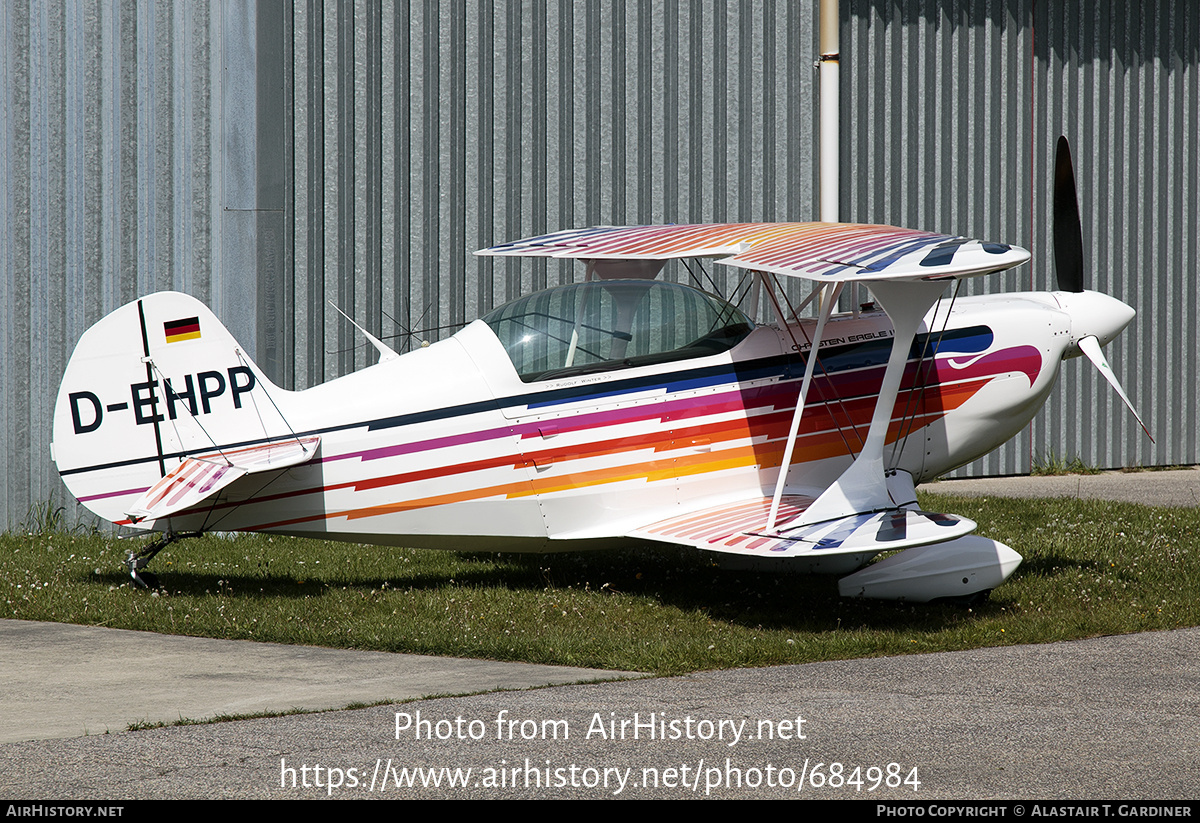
144, 292, 1075, 549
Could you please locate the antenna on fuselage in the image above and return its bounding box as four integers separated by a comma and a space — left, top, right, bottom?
328, 301, 401, 364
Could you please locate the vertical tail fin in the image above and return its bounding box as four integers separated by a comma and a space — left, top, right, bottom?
53, 292, 295, 525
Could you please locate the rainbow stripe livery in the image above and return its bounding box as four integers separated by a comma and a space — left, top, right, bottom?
479, 222, 1027, 281
52, 218, 1139, 601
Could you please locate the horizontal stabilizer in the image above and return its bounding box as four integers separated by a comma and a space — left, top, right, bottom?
125, 436, 319, 523
207, 436, 321, 473
630, 495, 975, 558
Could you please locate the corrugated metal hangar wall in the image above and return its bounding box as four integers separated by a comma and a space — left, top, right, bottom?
2, 1, 1197, 528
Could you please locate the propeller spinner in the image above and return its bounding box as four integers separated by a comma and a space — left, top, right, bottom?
1052, 136, 1152, 442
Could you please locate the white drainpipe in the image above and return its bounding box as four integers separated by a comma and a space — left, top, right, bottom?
819, 0, 839, 224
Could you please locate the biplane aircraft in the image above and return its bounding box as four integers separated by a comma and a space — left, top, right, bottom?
51, 139, 1145, 600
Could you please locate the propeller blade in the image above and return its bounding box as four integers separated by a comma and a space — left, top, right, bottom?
1077, 335, 1153, 443
1053, 136, 1086, 293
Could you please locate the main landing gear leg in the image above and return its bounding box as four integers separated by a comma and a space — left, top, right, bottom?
126, 532, 200, 589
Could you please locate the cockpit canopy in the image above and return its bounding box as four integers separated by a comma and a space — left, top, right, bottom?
482, 279, 755, 382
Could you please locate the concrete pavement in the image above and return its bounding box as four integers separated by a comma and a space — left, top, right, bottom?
0, 619, 639, 744
920, 467, 1200, 508
2, 627, 1196, 799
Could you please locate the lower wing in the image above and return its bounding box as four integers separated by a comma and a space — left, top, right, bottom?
628, 494, 975, 558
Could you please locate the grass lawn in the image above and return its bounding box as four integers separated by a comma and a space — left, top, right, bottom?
3, 493, 1197, 676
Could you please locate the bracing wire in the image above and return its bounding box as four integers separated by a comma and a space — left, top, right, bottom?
888, 279, 963, 469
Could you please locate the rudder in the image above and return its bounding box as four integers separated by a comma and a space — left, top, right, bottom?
53, 292, 293, 525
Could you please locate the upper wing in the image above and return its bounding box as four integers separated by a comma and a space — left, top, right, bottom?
477, 222, 1030, 282
482, 221, 1026, 541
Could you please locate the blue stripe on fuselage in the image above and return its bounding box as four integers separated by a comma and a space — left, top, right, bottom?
63, 325, 995, 476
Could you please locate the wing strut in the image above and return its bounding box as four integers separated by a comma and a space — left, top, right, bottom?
780, 279, 950, 531
766, 280, 843, 531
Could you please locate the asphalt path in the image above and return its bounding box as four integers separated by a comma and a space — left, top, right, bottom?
3, 470, 1198, 800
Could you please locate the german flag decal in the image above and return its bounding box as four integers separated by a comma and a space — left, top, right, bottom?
164, 316, 201, 343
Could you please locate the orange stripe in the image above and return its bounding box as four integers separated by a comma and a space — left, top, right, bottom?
248, 378, 990, 530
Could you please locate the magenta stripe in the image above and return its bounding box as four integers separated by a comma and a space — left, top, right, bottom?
318, 346, 1039, 468
197, 464, 231, 495
324, 423, 516, 463
166, 462, 212, 507
79, 486, 149, 503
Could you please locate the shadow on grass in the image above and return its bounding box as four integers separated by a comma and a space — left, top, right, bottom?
1010, 552, 1107, 580
85, 541, 1007, 636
